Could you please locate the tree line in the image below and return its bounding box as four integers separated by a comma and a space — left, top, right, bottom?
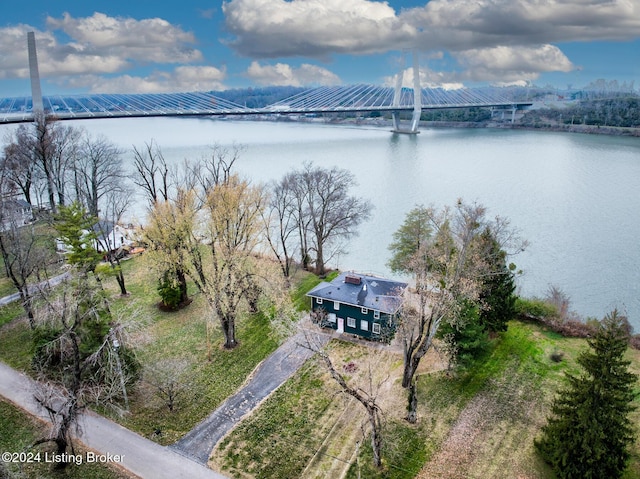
520, 96, 640, 128
136, 142, 371, 351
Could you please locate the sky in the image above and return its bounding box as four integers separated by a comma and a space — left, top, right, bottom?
1, 0, 639, 96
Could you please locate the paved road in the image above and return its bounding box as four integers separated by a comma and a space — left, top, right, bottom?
0, 272, 70, 307
0, 361, 227, 479
171, 329, 329, 464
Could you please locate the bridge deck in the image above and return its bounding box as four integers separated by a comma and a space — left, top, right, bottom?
0, 86, 532, 124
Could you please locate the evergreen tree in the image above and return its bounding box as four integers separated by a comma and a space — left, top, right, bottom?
53, 202, 102, 275
477, 228, 517, 333
438, 300, 489, 369
535, 310, 638, 479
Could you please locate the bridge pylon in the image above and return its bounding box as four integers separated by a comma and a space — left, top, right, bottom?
392, 50, 421, 134
27, 32, 44, 117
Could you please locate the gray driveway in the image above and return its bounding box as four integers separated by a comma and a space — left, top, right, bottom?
171, 329, 329, 464
0, 362, 227, 479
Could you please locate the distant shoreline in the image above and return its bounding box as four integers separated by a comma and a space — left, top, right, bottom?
422, 120, 640, 137
242, 115, 640, 137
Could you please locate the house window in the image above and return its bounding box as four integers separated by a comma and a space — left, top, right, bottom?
347, 317, 356, 328
316, 298, 323, 305
361, 307, 368, 314
372, 323, 381, 334
328, 313, 336, 323
360, 320, 369, 331
374, 310, 380, 319
334, 301, 340, 311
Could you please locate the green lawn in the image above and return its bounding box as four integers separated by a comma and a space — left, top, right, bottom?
214, 360, 337, 478
210, 320, 640, 479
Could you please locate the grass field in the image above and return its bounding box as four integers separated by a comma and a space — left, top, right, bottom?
0, 254, 284, 445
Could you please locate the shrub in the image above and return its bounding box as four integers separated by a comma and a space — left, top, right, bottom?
514, 297, 558, 321
554, 320, 596, 338
157, 271, 183, 310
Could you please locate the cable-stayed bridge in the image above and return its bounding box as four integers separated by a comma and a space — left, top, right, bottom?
0, 85, 531, 128
0, 33, 532, 132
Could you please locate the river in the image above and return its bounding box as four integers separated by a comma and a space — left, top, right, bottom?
3, 117, 640, 329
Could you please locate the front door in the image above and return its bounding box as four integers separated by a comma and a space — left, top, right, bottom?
337, 317, 344, 334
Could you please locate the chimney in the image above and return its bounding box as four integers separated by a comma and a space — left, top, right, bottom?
344, 275, 361, 285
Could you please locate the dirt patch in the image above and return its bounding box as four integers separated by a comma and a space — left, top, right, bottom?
417, 393, 493, 479
416, 363, 549, 479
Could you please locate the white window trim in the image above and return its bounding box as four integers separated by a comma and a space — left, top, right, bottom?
372, 323, 381, 334
373, 310, 380, 319
316, 298, 323, 305
328, 313, 337, 323
347, 317, 356, 328
361, 307, 368, 314
334, 301, 340, 311
360, 320, 369, 331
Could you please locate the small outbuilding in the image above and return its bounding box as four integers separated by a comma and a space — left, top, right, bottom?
306, 272, 407, 341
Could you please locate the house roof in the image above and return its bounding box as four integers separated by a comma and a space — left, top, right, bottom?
92, 220, 115, 238
306, 272, 407, 314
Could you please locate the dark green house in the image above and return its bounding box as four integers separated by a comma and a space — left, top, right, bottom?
306, 272, 407, 340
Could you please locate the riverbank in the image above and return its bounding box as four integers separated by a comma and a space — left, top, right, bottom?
245, 114, 640, 137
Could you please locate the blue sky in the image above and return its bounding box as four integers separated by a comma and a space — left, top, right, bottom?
1, 0, 639, 96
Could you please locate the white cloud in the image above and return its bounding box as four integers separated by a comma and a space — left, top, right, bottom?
223, 0, 416, 57
384, 67, 464, 90
404, 0, 640, 51
223, 0, 640, 59
46, 12, 202, 63
454, 45, 575, 83
246, 61, 341, 86
383, 44, 574, 87
62, 65, 227, 94
0, 13, 203, 81
222, 0, 637, 86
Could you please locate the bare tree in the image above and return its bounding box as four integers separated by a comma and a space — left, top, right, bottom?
144, 358, 193, 412
545, 285, 574, 322
262, 176, 300, 279
187, 174, 265, 351
182, 144, 242, 200
2, 136, 38, 207
0, 220, 55, 328
298, 163, 372, 275
132, 140, 171, 205
0, 168, 56, 328
301, 331, 385, 469
49, 123, 81, 208
31, 277, 136, 466
74, 134, 125, 218
4, 115, 81, 214
389, 201, 525, 423
94, 186, 134, 296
